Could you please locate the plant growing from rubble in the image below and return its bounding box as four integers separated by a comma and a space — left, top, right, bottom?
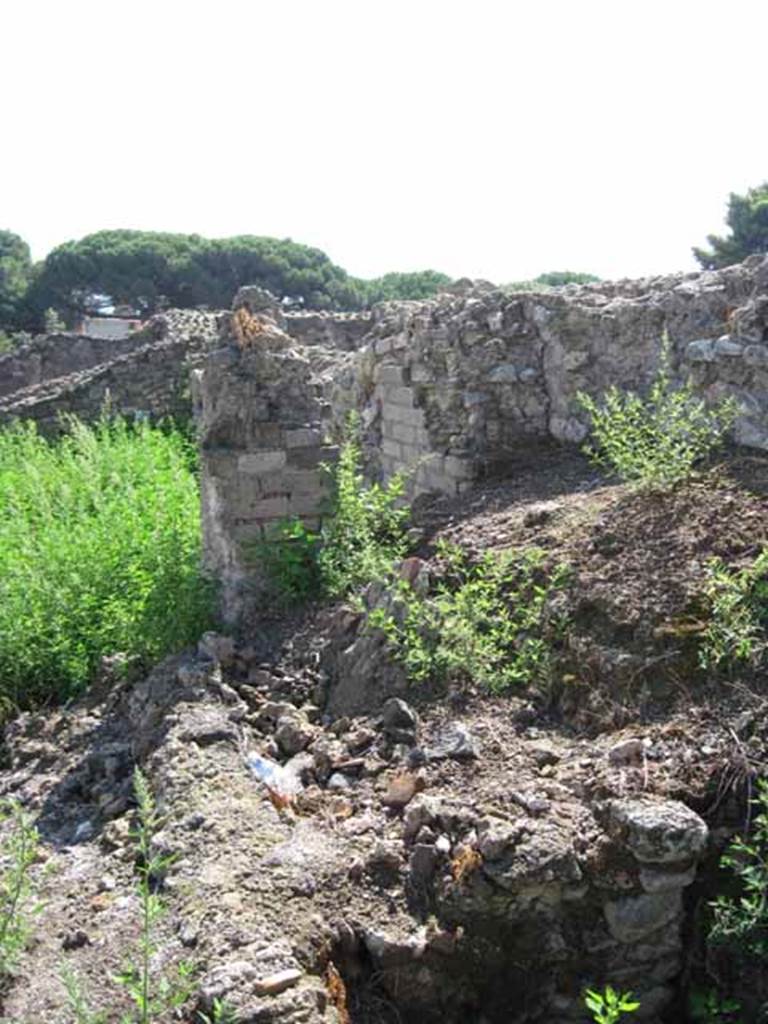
62, 768, 195, 1024
577, 333, 737, 489
0, 799, 43, 982
699, 548, 768, 672
709, 778, 768, 959
369, 540, 570, 692
584, 985, 640, 1023
260, 413, 411, 603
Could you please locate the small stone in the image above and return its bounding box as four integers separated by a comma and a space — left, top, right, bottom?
346, 727, 376, 753
639, 863, 698, 893
608, 738, 645, 765
253, 968, 302, 996
275, 714, 315, 756
530, 744, 560, 767
381, 772, 425, 810
327, 773, 351, 791
423, 722, 479, 761
381, 698, 420, 736
62, 929, 90, 950
409, 844, 439, 882
367, 840, 402, 872
609, 799, 708, 864
198, 631, 236, 666
604, 890, 682, 943
435, 835, 451, 855
180, 922, 199, 947
97, 875, 116, 892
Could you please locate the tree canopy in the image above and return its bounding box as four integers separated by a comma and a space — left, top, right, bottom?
21, 230, 453, 325
694, 183, 768, 270
0, 230, 33, 331
505, 270, 600, 291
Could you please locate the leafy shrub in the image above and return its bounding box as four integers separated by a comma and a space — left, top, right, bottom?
262, 416, 411, 603
369, 542, 570, 692
688, 988, 743, 1023
709, 778, 768, 958
0, 800, 43, 980
699, 550, 768, 671
0, 415, 214, 708
578, 336, 737, 488
584, 986, 640, 1023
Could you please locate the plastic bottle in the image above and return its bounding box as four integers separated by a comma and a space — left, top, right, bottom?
247, 752, 302, 807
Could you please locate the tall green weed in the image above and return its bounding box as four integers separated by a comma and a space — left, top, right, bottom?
578, 335, 737, 488
0, 415, 214, 707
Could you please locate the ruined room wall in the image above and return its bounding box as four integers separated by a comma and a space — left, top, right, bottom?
346, 254, 768, 495
0, 310, 222, 430
0, 331, 144, 398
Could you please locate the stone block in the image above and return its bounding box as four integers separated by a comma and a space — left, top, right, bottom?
714, 335, 743, 358
289, 493, 325, 516
288, 445, 339, 469
375, 363, 408, 386
285, 469, 324, 495
374, 337, 393, 356
384, 386, 416, 408
382, 438, 402, 460
382, 402, 425, 428
686, 338, 716, 363
604, 891, 682, 943
251, 496, 289, 519
238, 450, 286, 474
284, 428, 323, 448
391, 421, 418, 445
410, 364, 433, 383
443, 455, 475, 481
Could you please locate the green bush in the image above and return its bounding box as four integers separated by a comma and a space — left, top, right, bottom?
369, 542, 570, 692
0, 800, 43, 980
578, 336, 737, 488
261, 416, 411, 604
709, 778, 768, 958
699, 550, 768, 672
0, 416, 214, 708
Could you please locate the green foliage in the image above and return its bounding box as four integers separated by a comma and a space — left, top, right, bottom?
369, 541, 569, 692
578, 336, 737, 488
258, 518, 322, 605
317, 419, 411, 597
0, 800, 43, 980
584, 985, 640, 1023
505, 270, 600, 292
0, 415, 214, 708
361, 270, 453, 304
694, 182, 768, 269
709, 778, 768, 959
24, 229, 452, 325
261, 416, 411, 604
689, 987, 743, 1023
699, 549, 768, 672
0, 231, 33, 332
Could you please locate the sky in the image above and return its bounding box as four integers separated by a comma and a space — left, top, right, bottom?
2, 0, 767, 284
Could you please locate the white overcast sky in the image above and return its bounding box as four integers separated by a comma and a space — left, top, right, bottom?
2, 0, 766, 283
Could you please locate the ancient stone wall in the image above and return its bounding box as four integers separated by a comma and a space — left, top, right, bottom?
0, 331, 144, 399
199, 256, 768, 621
0, 310, 221, 431
199, 307, 343, 622
283, 310, 372, 350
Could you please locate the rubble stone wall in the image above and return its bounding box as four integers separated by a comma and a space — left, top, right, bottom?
0, 310, 221, 431
0, 331, 144, 398
200, 256, 768, 621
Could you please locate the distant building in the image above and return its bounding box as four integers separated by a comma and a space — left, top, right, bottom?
78, 316, 143, 340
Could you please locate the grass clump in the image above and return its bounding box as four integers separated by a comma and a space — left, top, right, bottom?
699, 550, 768, 672
0, 800, 43, 983
369, 541, 570, 692
261, 415, 411, 604
578, 334, 737, 489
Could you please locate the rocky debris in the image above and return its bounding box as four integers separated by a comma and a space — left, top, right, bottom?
607, 798, 708, 864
